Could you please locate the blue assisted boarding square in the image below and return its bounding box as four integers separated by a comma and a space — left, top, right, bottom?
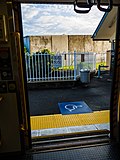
58, 101, 92, 115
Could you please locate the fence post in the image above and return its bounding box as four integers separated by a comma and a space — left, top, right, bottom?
74, 51, 77, 80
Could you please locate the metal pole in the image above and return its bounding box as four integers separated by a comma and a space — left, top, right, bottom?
38, 53, 40, 81
74, 51, 77, 80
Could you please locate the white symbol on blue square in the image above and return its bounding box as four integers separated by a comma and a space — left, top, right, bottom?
58, 101, 92, 115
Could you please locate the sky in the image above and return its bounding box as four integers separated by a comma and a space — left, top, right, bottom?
21, 4, 104, 36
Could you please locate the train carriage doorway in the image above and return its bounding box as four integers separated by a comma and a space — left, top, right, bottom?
4, 0, 120, 151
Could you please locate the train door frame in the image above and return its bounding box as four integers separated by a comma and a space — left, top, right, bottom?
10, 1, 120, 151
110, 7, 120, 142
6, 2, 32, 151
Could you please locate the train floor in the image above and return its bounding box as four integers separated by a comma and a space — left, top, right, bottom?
1, 143, 120, 160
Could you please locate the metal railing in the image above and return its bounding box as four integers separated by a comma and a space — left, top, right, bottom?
25, 52, 96, 82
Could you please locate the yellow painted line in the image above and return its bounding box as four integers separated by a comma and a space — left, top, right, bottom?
30, 110, 110, 130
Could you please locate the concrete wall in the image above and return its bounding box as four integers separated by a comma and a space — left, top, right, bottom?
29, 36, 52, 53
24, 35, 111, 54
52, 35, 68, 53
68, 35, 111, 53
68, 35, 111, 67
93, 41, 111, 54
68, 35, 86, 52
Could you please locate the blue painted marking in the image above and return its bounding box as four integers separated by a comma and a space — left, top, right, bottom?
58, 101, 92, 115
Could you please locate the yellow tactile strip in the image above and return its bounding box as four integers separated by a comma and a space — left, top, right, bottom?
30, 110, 110, 130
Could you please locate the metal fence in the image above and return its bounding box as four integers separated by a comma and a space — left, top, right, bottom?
25, 52, 96, 82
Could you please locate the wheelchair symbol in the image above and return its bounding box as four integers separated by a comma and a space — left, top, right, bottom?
65, 104, 83, 112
